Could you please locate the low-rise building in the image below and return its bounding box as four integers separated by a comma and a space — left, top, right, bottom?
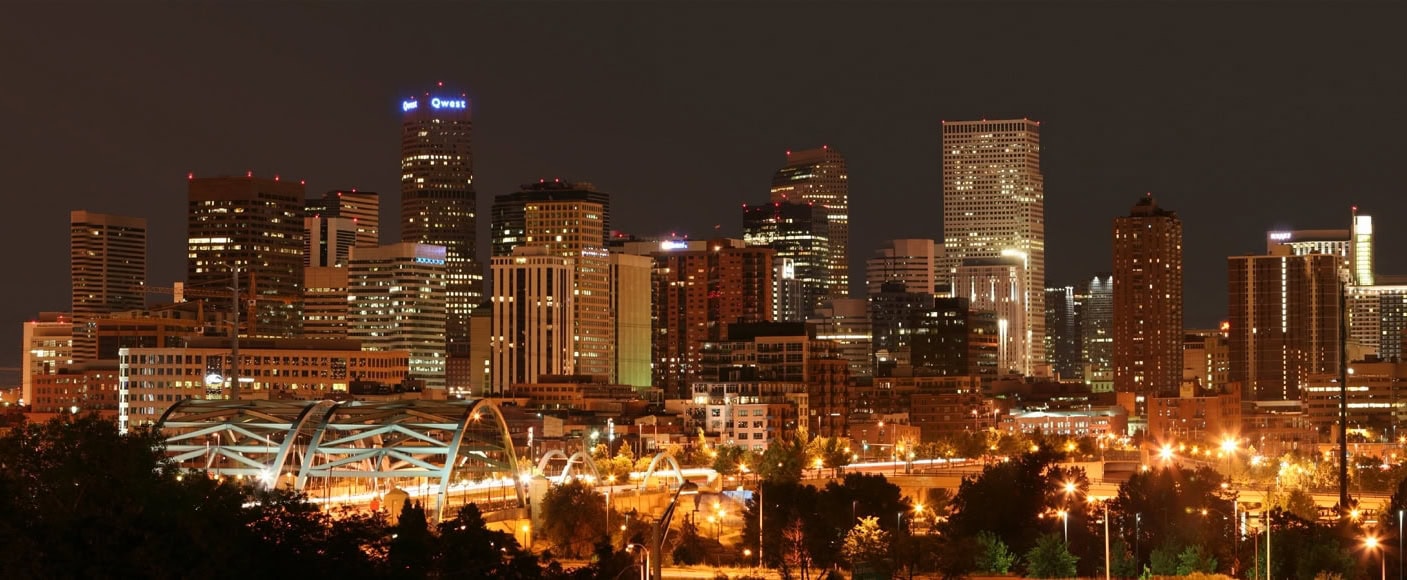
1000, 406, 1128, 438
1147, 382, 1243, 443
119, 337, 410, 432
1303, 357, 1407, 441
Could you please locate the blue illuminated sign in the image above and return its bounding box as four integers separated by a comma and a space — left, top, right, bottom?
402, 99, 418, 112
431, 97, 466, 110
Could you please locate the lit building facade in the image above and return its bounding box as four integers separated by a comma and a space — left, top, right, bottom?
1147, 382, 1242, 442
306, 189, 380, 249
610, 253, 653, 387
743, 201, 830, 320
118, 338, 410, 432
21, 312, 73, 406
940, 119, 1045, 376
1183, 328, 1230, 392
866, 238, 941, 297
1045, 285, 1082, 381
304, 215, 357, 268
809, 298, 873, 379
187, 175, 304, 338
490, 248, 575, 394
521, 199, 613, 381
952, 257, 1028, 377
1227, 251, 1341, 401
651, 240, 774, 398
1303, 358, 1407, 441
399, 85, 479, 356
1081, 274, 1114, 392
490, 180, 610, 257
1112, 195, 1184, 409
770, 146, 849, 299
348, 243, 448, 390
70, 210, 146, 364
303, 266, 350, 339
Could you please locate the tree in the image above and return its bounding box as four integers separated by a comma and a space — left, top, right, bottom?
436, 504, 540, 579
1148, 544, 1179, 576
1108, 538, 1139, 579
1024, 533, 1078, 578
842, 516, 891, 572
1175, 544, 1217, 575
539, 479, 608, 557
671, 519, 709, 565
974, 530, 1018, 574
944, 449, 1063, 556
781, 517, 814, 580
809, 436, 852, 477
712, 443, 746, 477
388, 500, 434, 579
1280, 488, 1320, 522
759, 434, 807, 484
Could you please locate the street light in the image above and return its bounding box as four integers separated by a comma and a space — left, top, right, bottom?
626, 543, 650, 580
1057, 509, 1069, 544
1366, 535, 1385, 580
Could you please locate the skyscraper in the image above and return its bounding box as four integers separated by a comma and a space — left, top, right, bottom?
650, 240, 775, 398
952, 257, 1028, 376
1081, 274, 1114, 392
400, 84, 478, 355
491, 179, 611, 257
1044, 285, 1082, 381
1228, 251, 1341, 401
743, 201, 830, 321
940, 119, 1045, 376
866, 239, 941, 296
490, 248, 575, 393
611, 253, 653, 387
1112, 195, 1184, 406
521, 199, 613, 381
187, 175, 304, 338
348, 243, 447, 390
771, 146, 849, 298
70, 211, 146, 363
306, 190, 380, 248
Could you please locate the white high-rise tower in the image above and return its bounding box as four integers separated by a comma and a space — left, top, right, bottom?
940, 119, 1045, 376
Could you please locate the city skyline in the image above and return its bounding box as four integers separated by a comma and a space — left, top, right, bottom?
4, 3, 1407, 368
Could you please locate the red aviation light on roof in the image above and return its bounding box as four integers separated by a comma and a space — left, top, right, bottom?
187, 172, 194, 180
299, 179, 306, 185
246, 171, 253, 178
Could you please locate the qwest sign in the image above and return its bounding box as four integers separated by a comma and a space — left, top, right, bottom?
402, 97, 468, 112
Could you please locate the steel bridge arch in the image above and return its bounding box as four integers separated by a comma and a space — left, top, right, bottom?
536, 449, 602, 483
157, 398, 524, 521
639, 451, 685, 489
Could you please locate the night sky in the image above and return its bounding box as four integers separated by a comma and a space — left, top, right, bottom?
3, 2, 1406, 370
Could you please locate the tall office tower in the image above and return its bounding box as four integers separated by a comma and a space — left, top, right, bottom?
465, 303, 493, 396
304, 216, 357, 268
187, 175, 304, 338
513, 199, 613, 380
1044, 285, 1082, 381
20, 312, 73, 406
611, 253, 653, 387
348, 243, 448, 390
70, 211, 146, 363
303, 266, 349, 339
1080, 274, 1114, 391
811, 298, 873, 379
952, 257, 1028, 376
652, 240, 775, 398
490, 248, 575, 394
400, 84, 479, 356
869, 281, 936, 366
1266, 209, 1373, 285
866, 239, 941, 296
940, 119, 1045, 376
742, 201, 830, 320
491, 179, 611, 257
1112, 195, 1184, 407
771, 146, 849, 298
306, 190, 380, 248
1228, 251, 1341, 401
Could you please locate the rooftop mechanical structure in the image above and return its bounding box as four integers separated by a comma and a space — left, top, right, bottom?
157, 399, 524, 519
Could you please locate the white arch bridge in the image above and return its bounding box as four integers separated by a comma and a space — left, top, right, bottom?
156, 398, 525, 519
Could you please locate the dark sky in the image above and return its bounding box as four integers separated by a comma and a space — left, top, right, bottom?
3, 2, 1407, 369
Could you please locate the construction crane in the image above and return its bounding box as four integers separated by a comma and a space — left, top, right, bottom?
135, 275, 296, 337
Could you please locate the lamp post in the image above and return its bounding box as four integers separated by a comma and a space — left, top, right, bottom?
1058, 509, 1069, 544
1367, 535, 1385, 580
626, 543, 649, 580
